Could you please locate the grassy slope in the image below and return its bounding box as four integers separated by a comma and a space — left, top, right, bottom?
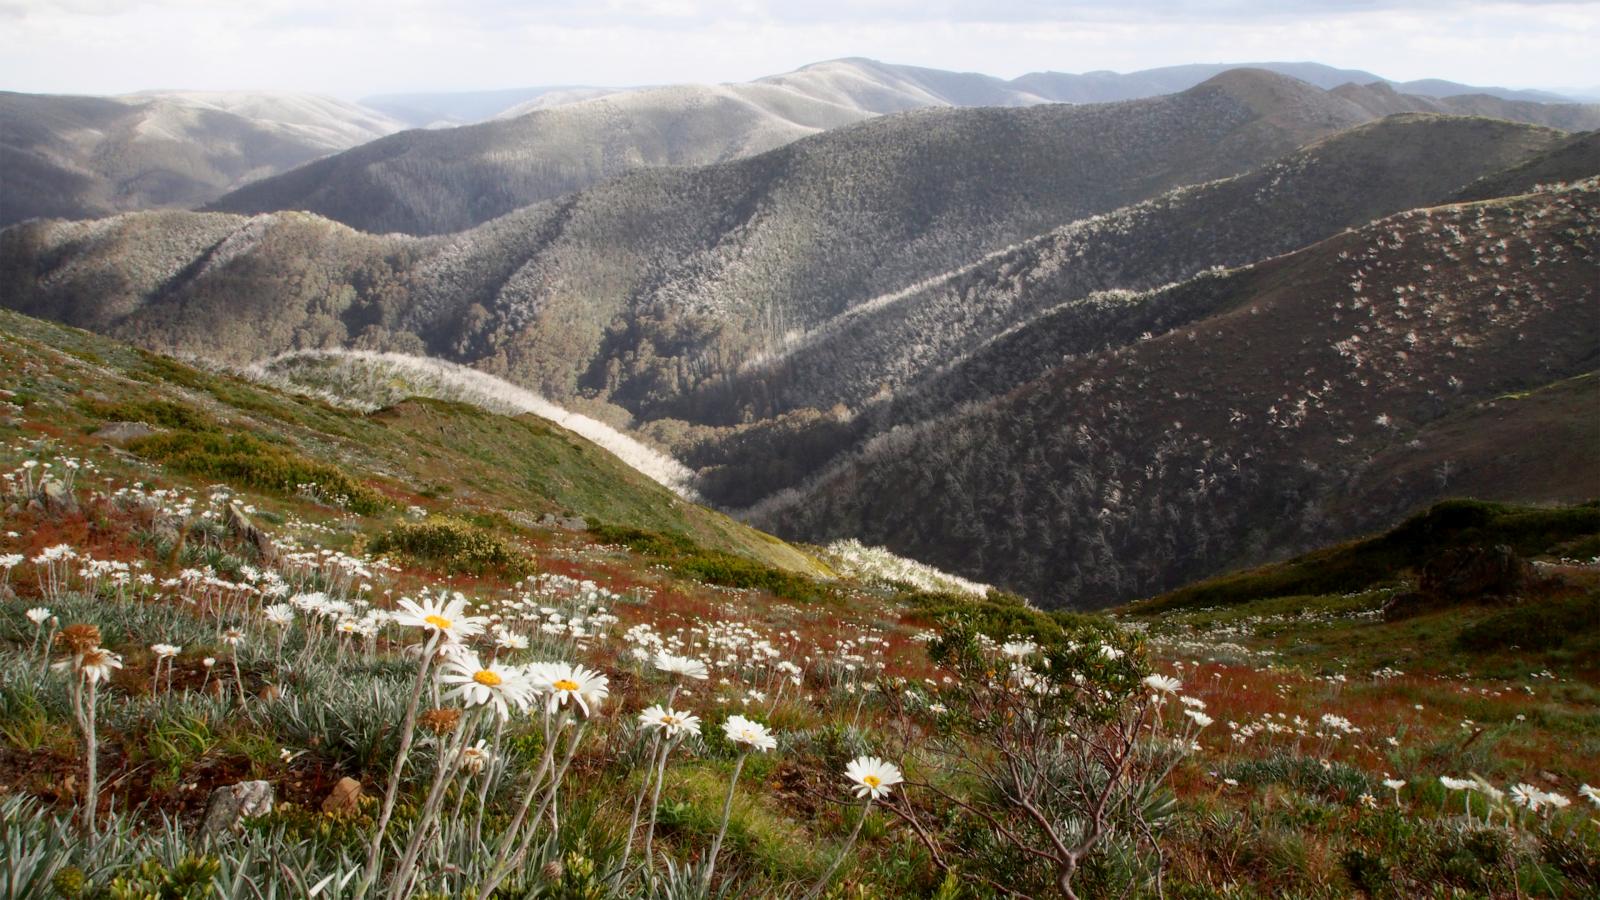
0, 308, 824, 577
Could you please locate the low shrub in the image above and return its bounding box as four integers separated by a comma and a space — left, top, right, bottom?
368, 518, 529, 575
125, 430, 387, 515
591, 524, 837, 605
1456, 592, 1600, 652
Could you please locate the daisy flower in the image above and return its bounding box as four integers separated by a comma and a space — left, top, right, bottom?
394, 594, 487, 643
494, 631, 530, 651
1143, 674, 1182, 694
25, 607, 51, 625
638, 704, 702, 739
722, 714, 777, 752
55, 646, 123, 684
460, 739, 494, 774
438, 651, 533, 720
1000, 640, 1038, 659
150, 643, 181, 659
1184, 709, 1214, 729
653, 652, 709, 681
530, 662, 609, 717
1511, 783, 1544, 810
1580, 784, 1600, 808
263, 604, 294, 626
844, 756, 903, 800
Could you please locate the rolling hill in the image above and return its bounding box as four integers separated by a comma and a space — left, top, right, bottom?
206, 65, 1600, 236
9, 70, 1381, 410
0, 90, 403, 227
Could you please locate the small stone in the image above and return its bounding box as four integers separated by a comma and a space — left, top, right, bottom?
200, 780, 274, 840
322, 777, 363, 816
538, 513, 589, 531
93, 421, 160, 445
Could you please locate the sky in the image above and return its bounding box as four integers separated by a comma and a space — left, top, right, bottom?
2, 0, 1598, 98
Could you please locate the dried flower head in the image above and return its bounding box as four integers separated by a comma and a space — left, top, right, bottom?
57, 623, 102, 654
420, 707, 462, 735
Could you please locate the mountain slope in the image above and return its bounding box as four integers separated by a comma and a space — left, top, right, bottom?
753, 180, 1600, 608
0, 91, 403, 227
0, 305, 820, 575
206, 82, 875, 234
688, 114, 1565, 425
1451, 131, 1600, 202
1330, 83, 1600, 131
8, 71, 1379, 415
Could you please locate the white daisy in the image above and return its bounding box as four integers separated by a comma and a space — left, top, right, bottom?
722, 714, 777, 752
529, 662, 609, 717
639, 704, 702, 739
393, 594, 487, 643
653, 652, 709, 681
438, 651, 533, 720
1143, 674, 1182, 694
55, 646, 123, 684
1580, 784, 1600, 808
844, 756, 903, 800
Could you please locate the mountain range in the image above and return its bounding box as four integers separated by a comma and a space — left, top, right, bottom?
2, 65, 1596, 607
6, 57, 1595, 233
0, 91, 403, 226
207, 61, 1600, 236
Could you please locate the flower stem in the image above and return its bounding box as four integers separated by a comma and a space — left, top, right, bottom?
703, 751, 748, 888
805, 800, 871, 900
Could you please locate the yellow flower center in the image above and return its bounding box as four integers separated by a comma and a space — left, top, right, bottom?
553, 678, 579, 692
424, 614, 452, 630
663, 715, 678, 725
473, 670, 502, 687
863, 775, 881, 788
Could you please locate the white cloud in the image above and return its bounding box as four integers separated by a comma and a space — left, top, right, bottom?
0, 0, 1594, 96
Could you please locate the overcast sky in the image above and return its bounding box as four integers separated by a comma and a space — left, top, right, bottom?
2, 0, 1597, 98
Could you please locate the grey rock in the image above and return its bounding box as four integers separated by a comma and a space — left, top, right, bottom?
538, 513, 589, 531
93, 421, 160, 444
200, 780, 274, 840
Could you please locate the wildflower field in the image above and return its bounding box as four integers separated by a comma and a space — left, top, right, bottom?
0, 307, 1596, 898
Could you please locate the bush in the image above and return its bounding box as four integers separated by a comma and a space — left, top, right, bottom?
591, 524, 837, 604
82, 398, 219, 432
1455, 592, 1600, 652
1140, 500, 1600, 612
126, 430, 387, 515
368, 518, 529, 575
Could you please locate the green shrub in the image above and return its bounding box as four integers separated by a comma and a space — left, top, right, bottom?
369, 518, 529, 575
126, 430, 387, 515
1140, 500, 1600, 612
590, 524, 836, 604
106, 855, 220, 900
82, 398, 219, 432
1456, 592, 1600, 652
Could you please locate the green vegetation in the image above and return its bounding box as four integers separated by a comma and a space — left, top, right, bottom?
590, 524, 837, 605
1456, 592, 1600, 653
127, 429, 389, 516
369, 518, 530, 576
1135, 499, 1600, 613
895, 586, 1116, 647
